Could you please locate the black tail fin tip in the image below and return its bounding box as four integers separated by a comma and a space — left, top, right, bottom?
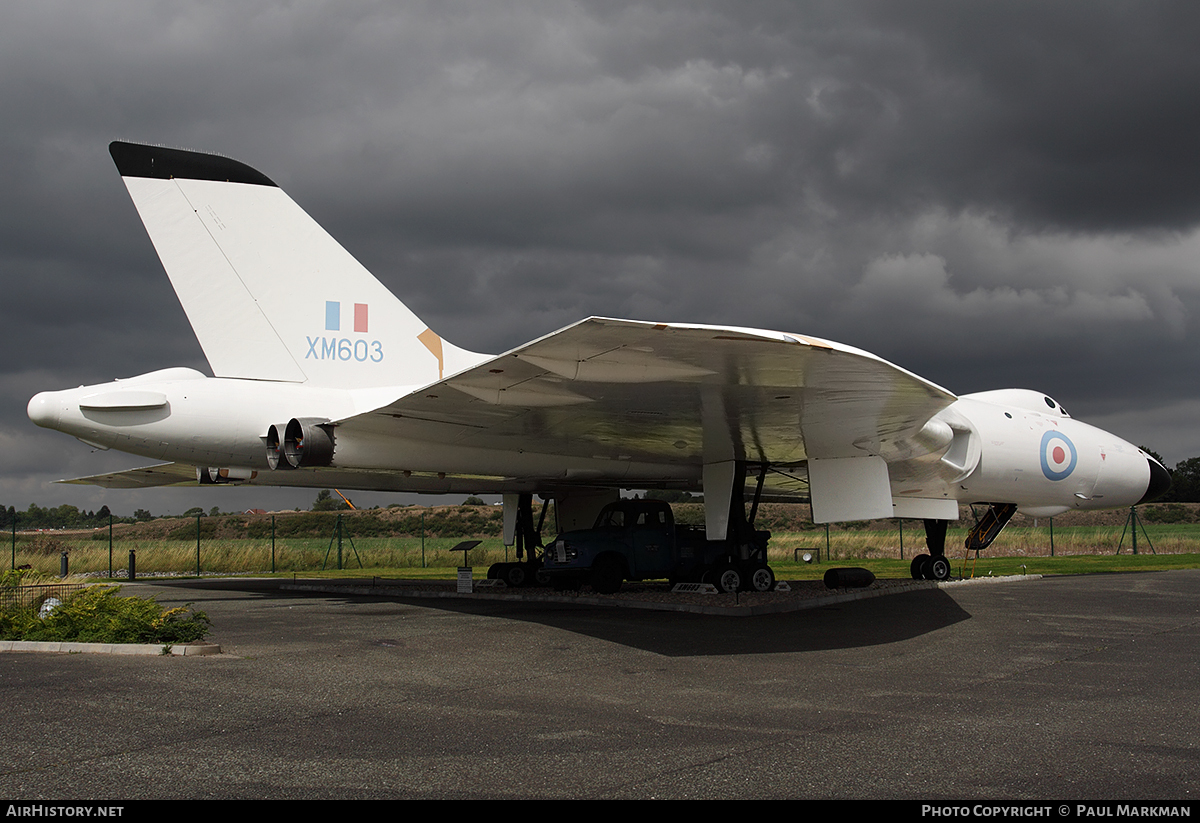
108, 141, 277, 188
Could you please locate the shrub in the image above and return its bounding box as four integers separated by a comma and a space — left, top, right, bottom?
0, 585, 210, 644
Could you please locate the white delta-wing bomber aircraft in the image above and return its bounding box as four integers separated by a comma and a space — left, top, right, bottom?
29, 142, 1170, 586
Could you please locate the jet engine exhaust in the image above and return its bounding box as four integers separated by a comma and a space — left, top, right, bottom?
283, 418, 336, 468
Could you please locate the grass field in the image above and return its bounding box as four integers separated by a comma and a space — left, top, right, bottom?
6, 520, 1195, 581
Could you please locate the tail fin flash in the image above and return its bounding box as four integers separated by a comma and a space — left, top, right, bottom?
109, 141, 485, 388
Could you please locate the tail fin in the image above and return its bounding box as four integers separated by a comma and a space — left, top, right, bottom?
109, 141, 486, 388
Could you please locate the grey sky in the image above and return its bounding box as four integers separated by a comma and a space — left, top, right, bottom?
4, 1, 1199, 515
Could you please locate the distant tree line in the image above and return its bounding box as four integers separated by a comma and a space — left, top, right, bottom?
0, 503, 120, 530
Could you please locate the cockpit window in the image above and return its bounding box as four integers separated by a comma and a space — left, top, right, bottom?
1042, 395, 1069, 417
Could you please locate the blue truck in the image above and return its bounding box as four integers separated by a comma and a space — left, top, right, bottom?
539, 498, 774, 594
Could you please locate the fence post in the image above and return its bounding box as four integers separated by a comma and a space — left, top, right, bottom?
196, 513, 202, 576
108, 514, 113, 578
271, 515, 276, 573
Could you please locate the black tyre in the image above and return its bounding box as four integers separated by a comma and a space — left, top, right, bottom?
487, 563, 509, 580
506, 564, 528, 587
747, 563, 775, 592
911, 554, 932, 580
590, 555, 624, 594
715, 563, 742, 594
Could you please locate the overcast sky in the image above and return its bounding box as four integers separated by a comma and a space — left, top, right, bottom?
4, 1, 1200, 516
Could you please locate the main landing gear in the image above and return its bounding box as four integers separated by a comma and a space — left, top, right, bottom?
701, 462, 776, 594
487, 493, 548, 588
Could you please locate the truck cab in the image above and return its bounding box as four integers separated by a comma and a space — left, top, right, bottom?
542, 498, 772, 594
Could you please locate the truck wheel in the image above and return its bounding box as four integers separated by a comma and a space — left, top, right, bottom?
487, 563, 509, 580
590, 556, 624, 594
747, 563, 775, 592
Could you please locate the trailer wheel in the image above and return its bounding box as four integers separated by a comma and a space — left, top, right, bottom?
715, 563, 742, 594
505, 564, 529, 588
747, 563, 775, 592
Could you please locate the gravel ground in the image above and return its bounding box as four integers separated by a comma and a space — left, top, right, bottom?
279, 573, 1030, 616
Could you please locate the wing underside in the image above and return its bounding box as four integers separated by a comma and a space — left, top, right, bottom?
336, 317, 956, 495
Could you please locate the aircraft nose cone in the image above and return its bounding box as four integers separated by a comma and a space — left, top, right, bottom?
1138, 456, 1172, 504
27, 392, 61, 429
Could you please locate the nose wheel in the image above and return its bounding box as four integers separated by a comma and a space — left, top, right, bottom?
910, 553, 952, 581
911, 518, 953, 581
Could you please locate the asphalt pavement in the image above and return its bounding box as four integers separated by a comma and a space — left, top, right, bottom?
1, 570, 1197, 800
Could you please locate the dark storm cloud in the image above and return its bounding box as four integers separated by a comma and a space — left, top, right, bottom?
3, 1, 1200, 515
861, 1, 1200, 232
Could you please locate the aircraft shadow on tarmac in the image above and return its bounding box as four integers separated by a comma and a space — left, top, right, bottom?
153, 578, 970, 657
385, 588, 972, 657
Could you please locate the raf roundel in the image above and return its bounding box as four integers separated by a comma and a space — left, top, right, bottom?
1040, 430, 1078, 481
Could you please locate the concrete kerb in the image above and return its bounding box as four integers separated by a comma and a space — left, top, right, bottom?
0, 640, 222, 656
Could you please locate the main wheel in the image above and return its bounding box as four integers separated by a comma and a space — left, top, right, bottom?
747, 563, 775, 592
929, 555, 952, 581
911, 554, 932, 580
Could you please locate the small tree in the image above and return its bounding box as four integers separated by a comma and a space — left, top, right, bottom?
312, 489, 350, 511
